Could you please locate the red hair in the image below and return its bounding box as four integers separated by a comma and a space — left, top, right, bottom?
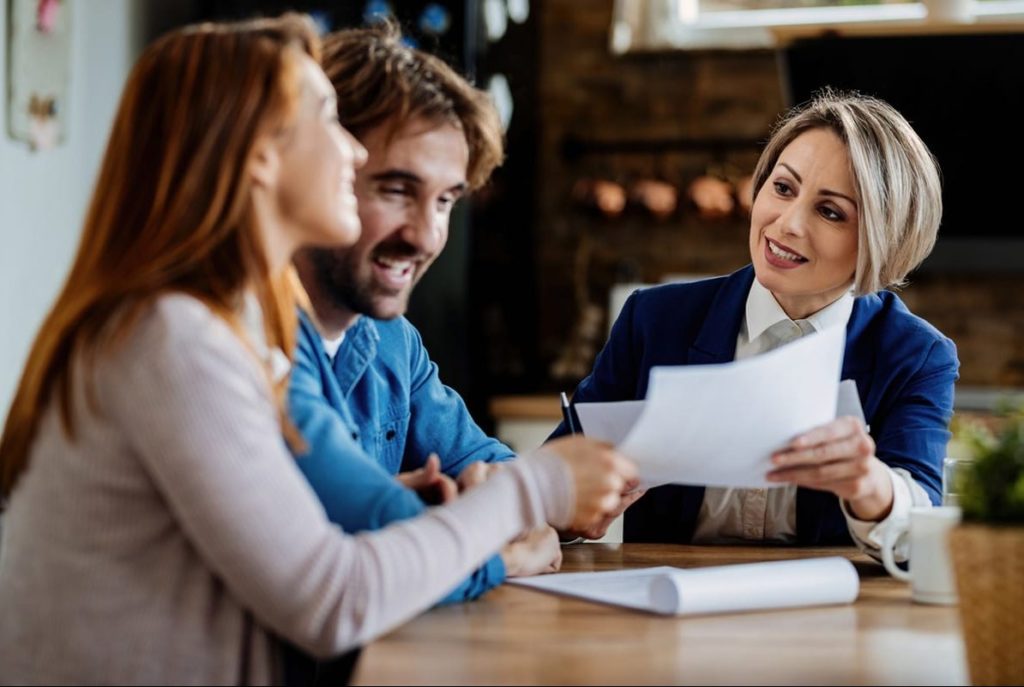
1, 14, 319, 496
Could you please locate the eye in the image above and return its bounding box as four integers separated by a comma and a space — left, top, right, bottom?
773, 180, 794, 197
380, 184, 411, 197
437, 194, 458, 211
819, 204, 846, 222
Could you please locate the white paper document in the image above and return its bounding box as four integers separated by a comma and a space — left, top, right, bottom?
508, 556, 859, 617
575, 324, 847, 489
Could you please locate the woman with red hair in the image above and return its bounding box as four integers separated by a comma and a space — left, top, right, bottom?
0, 15, 634, 684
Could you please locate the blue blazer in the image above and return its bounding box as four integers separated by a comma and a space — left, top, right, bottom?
553, 265, 959, 545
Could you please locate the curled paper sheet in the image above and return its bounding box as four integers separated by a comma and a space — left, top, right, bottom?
509, 556, 859, 617
648, 556, 859, 616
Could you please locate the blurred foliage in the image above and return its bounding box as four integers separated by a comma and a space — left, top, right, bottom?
954, 405, 1024, 523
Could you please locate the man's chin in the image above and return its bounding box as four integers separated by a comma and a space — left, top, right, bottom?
364, 296, 410, 321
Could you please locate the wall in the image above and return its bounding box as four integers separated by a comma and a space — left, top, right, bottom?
0, 0, 143, 417
529, 0, 1024, 395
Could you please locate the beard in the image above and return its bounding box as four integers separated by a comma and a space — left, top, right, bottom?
306, 243, 415, 321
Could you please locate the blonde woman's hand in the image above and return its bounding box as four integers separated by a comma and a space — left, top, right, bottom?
768, 416, 894, 521
545, 436, 637, 532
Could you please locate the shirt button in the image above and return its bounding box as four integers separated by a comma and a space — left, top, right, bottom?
385, 430, 396, 441
351, 432, 359, 441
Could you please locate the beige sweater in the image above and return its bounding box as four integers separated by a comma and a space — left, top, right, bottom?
0, 294, 573, 685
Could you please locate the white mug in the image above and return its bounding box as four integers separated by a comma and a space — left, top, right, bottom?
881, 506, 961, 605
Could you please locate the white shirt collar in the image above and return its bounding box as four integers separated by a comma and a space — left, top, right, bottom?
321, 332, 345, 360
744, 277, 854, 343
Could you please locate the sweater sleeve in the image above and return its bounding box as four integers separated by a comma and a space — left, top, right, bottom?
105, 296, 573, 657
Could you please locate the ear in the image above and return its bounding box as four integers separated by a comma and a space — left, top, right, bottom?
248, 134, 281, 189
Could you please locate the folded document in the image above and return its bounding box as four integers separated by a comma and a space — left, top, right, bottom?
508, 556, 859, 616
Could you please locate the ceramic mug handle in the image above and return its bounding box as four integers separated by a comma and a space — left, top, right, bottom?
881, 521, 912, 581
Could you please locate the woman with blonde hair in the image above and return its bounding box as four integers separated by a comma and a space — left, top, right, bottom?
0, 15, 634, 685
555, 90, 957, 559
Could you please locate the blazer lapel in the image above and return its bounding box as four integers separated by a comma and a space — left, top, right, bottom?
842, 294, 880, 378
688, 265, 754, 364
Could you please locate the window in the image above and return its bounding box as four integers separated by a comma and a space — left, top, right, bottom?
610, 0, 1024, 52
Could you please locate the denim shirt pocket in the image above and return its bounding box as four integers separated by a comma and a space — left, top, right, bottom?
376, 413, 411, 474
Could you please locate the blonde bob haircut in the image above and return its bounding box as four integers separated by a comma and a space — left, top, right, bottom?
751, 89, 943, 295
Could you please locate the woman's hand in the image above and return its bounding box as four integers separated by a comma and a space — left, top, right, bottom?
767, 416, 894, 521
501, 526, 562, 577
544, 436, 637, 532
561, 478, 645, 541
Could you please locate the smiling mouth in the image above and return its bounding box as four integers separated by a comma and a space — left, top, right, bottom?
371, 254, 418, 291
766, 238, 808, 263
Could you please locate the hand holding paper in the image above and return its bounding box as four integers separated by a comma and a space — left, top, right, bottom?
769, 414, 893, 521
576, 325, 847, 489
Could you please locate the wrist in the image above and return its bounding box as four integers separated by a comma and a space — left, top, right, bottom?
500, 544, 522, 577
847, 460, 894, 521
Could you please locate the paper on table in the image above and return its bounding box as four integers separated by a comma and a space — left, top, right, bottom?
508, 556, 859, 617
575, 324, 846, 489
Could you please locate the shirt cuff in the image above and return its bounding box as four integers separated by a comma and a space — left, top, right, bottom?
840, 465, 913, 559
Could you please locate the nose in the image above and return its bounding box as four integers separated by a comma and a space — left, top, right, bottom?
401, 200, 446, 256
778, 197, 811, 238
347, 130, 368, 170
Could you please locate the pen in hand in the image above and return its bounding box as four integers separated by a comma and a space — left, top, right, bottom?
560, 391, 578, 435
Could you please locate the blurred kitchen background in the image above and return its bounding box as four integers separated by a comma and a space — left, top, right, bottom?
3, 0, 1023, 451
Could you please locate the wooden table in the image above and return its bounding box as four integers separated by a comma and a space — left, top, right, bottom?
352, 544, 967, 685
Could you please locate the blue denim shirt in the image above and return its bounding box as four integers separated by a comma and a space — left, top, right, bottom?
288, 310, 515, 604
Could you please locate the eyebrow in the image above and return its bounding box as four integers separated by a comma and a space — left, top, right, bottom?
778, 162, 857, 207
371, 169, 468, 195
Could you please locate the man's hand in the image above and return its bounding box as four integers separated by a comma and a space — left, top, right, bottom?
396, 453, 458, 505
501, 526, 562, 577
456, 461, 504, 492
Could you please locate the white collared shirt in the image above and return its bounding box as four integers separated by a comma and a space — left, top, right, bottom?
692, 279, 925, 560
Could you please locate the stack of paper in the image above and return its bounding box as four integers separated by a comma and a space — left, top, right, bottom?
574, 324, 849, 489
508, 556, 859, 616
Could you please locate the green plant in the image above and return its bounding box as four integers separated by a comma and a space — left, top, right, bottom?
954, 406, 1024, 523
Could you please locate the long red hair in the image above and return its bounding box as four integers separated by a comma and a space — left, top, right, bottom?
0, 14, 319, 496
